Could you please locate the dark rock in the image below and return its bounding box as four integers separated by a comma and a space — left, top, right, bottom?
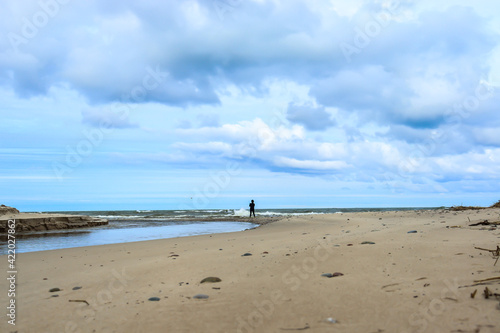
193, 294, 209, 299
72, 286, 82, 290
200, 277, 221, 283
361, 241, 375, 245
49, 288, 61, 292
322, 272, 344, 278
148, 297, 161, 301
242, 253, 252, 256
407, 230, 418, 234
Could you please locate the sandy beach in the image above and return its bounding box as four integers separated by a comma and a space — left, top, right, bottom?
2, 208, 500, 333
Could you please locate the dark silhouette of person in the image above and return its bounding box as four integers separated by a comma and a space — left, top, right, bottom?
249, 200, 255, 217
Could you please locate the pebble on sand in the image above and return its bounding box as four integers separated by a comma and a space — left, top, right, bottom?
49, 288, 61, 292
407, 230, 418, 234
321, 272, 344, 278
148, 297, 161, 301
242, 253, 252, 256
193, 294, 209, 299
200, 277, 222, 283
361, 241, 375, 245
72, 286, 82, 290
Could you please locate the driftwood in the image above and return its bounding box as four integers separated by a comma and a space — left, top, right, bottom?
483, 287, 500, 299
469, 220, 500, 226
474, 276, 500, 283
474, 246, 500, 266
280, 325, 310, 331
69, 299, 89, 305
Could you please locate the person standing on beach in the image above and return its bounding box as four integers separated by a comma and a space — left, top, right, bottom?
249, 200, 256, 217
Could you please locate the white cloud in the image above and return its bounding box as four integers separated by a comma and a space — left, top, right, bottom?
273, 157, 350, 171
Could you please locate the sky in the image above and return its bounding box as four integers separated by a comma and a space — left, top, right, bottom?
1, 0, 500, 212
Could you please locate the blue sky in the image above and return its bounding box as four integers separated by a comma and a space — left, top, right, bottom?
1, 0, 500, 211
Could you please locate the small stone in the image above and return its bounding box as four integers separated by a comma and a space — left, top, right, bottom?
193, 294, 209, 299
51, 294, 59, 297
72, 286, 82, 290
49, 288, 61, 292
148, 297, 160, 301
361, 241, 375, 245
200, 277, 222, 283
407, 230, 418, 234
321, 272, 344, 278
242, 253, 252, 256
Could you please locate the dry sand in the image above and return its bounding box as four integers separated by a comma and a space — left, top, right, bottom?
2, 208, 500, 333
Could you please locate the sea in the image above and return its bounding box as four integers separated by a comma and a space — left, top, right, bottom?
0, 207, 433, 254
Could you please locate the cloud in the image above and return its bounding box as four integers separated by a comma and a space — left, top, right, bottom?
1, 0, 350, 105
81, 108, 138, 129
286, 103, 335, 130
273, 157, 350, 172
169, 118, 406, 177
311, 6, 498, 130
472, 127, 500, 147
1, 2, 497, 117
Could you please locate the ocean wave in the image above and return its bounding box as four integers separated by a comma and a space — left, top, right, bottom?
84, 207, 428, 221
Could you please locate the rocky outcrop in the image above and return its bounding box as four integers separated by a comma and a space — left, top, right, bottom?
0, 205, 108, 232
0, 205, 20, 215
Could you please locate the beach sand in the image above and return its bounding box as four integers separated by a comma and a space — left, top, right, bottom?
2, 208, 500, 332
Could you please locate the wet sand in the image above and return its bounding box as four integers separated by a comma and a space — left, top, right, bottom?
1, 208, 499, 332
